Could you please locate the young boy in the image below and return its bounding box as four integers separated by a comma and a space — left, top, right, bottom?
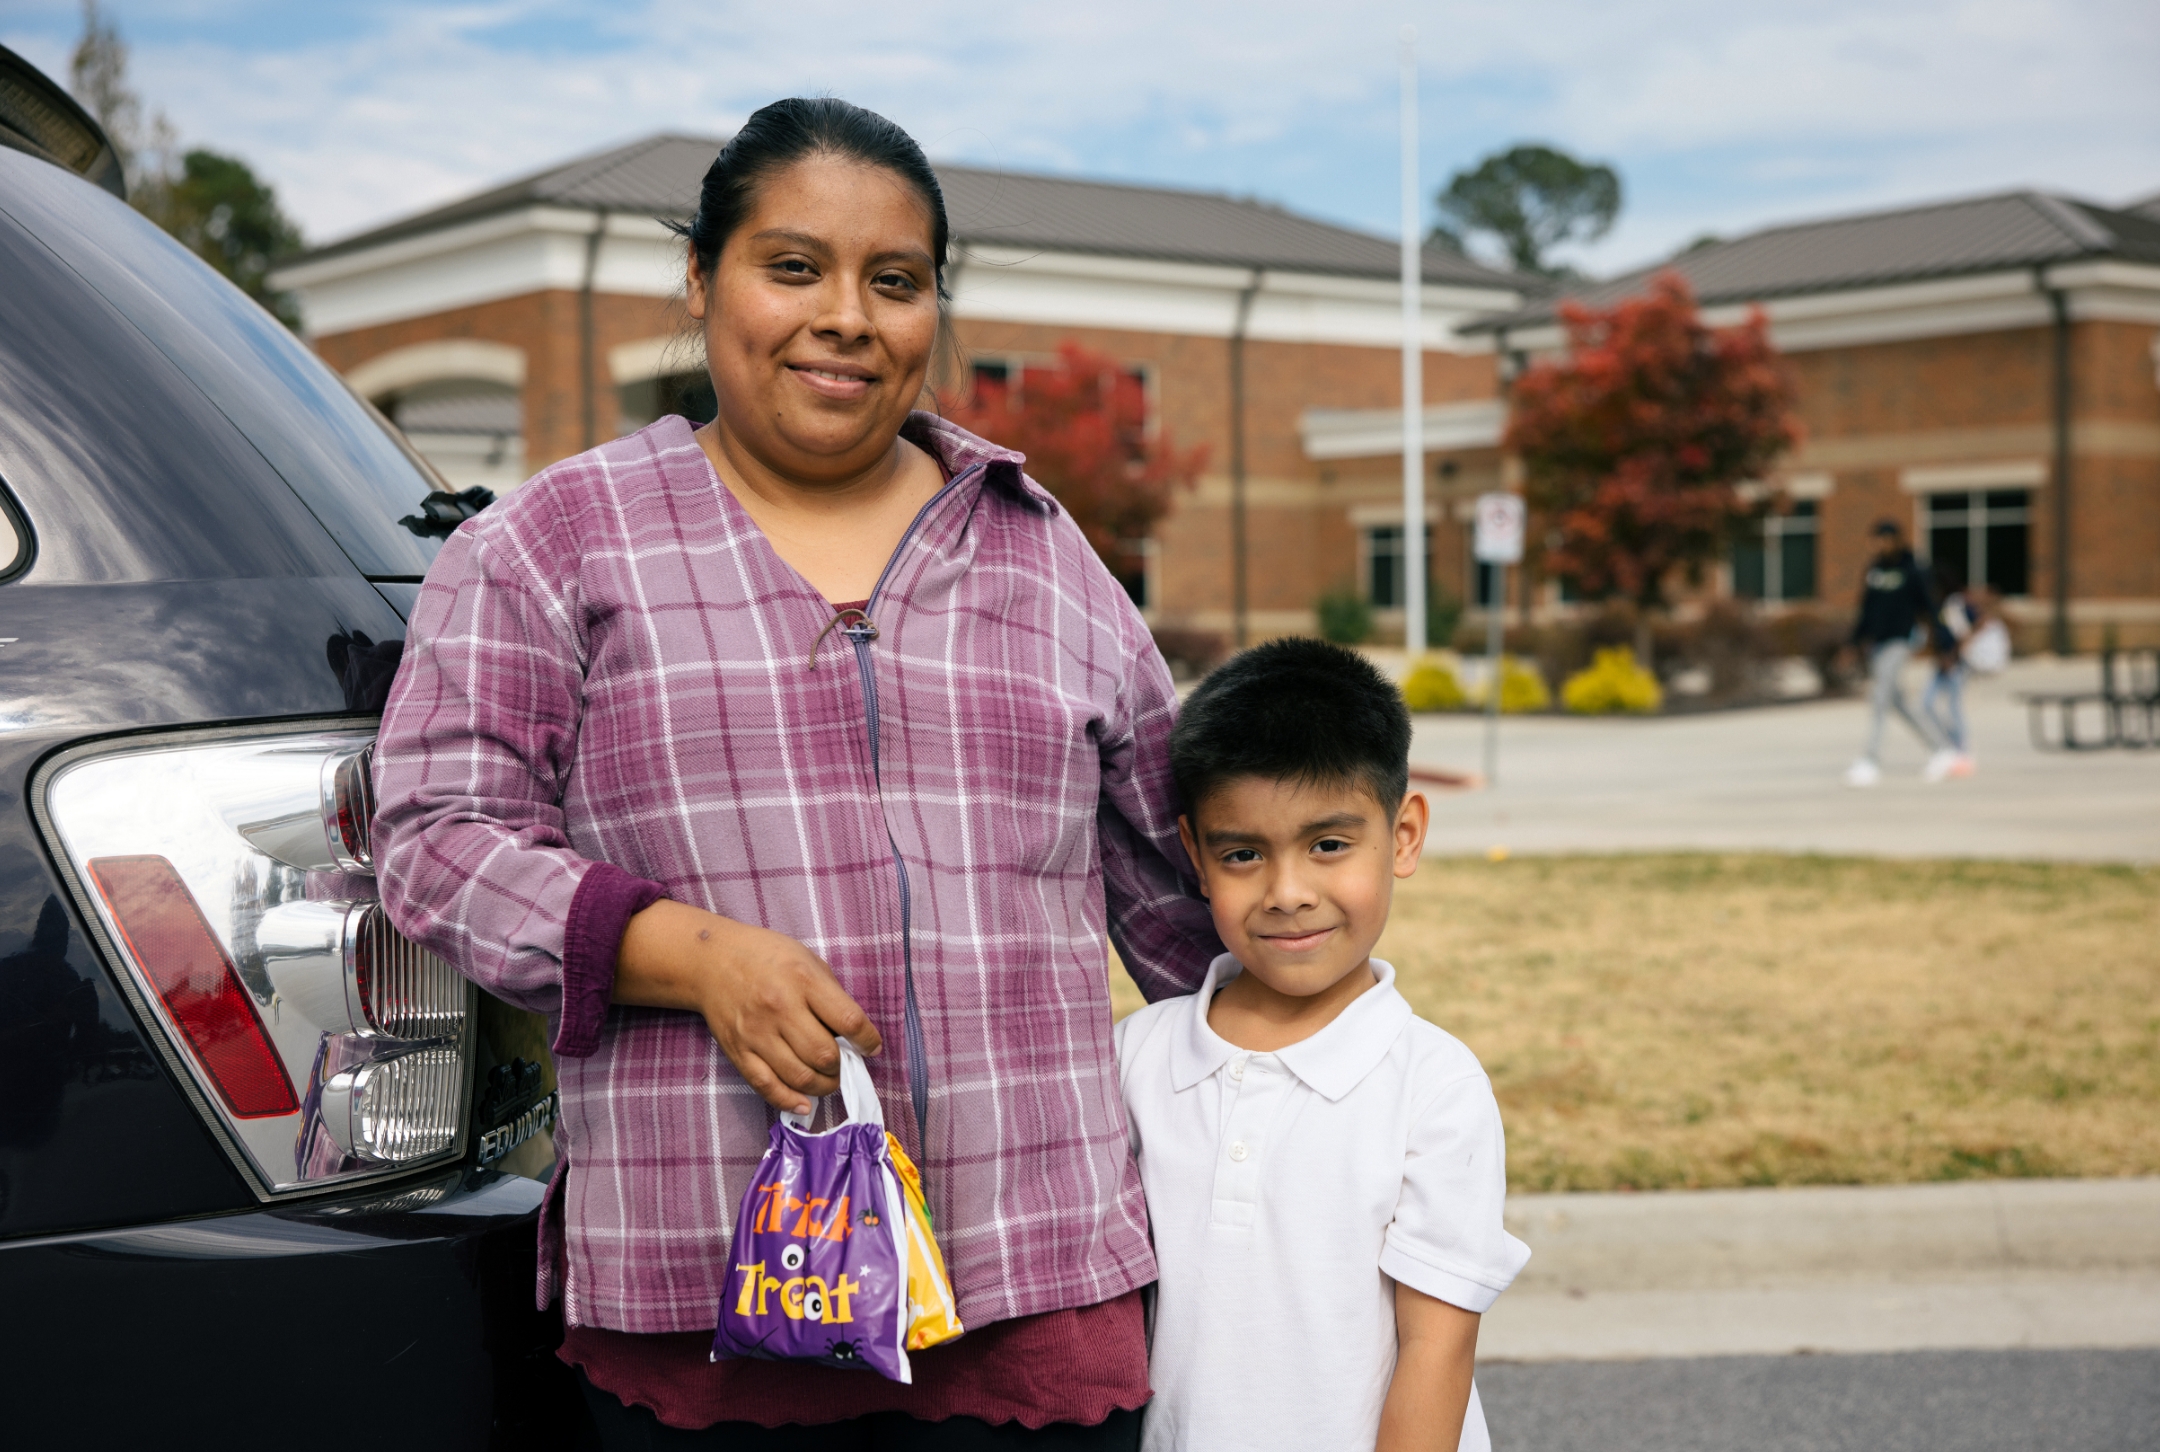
1117, 639, 1529, 1451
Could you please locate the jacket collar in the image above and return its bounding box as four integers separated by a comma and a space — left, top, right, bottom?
1168, 953, 1414, 1102
902, 411, 1059, 516
649, 410, 1058, 519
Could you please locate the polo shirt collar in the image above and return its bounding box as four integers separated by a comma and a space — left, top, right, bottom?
1168, 953, 1415, 1102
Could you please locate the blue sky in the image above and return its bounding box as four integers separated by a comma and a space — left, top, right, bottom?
6, 0, 2156, 274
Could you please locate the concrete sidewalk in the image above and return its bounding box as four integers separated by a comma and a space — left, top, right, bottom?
1480, 1178, 2160, 1362
1410, 658, 2158, 863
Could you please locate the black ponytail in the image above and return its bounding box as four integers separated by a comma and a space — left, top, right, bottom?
675, 98, 949, 299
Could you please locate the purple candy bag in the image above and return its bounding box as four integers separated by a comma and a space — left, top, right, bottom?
710, 1042, 915, 1382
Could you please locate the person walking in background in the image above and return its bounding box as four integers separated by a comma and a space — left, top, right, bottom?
1922, 564, 1979, 779
1844, 519, 1956, 787
1961, 585, 2013, 675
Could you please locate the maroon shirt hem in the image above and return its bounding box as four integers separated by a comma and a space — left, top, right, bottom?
562, 1290, 1151, 1431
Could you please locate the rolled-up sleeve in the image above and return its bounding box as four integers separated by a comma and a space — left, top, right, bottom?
1095, 601, 1221, 1002
373, 525, 661, 1057
1380, 1071, 1533, 1313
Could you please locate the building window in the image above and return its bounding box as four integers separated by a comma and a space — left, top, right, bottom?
1923, 490, 2030, 595
1468, 535, 1503, 609
1365, 526, 1404, 609
619, 370, 716, 433
385, 379, 526, 493
1113, 538, 1156, 612
969, 359, 1011, 407
969, 356, 1150, 447
1731, 501, 1819, 602
1356, 525, 1425, 609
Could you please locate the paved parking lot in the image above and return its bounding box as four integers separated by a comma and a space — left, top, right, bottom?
1411, 658, 2157, 863
1478, 1347, 2160, 1452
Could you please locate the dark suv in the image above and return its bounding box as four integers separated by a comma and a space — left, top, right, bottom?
0, 49, 582, 1446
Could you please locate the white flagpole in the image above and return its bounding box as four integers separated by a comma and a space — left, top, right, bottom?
1399, 26, 1426, 657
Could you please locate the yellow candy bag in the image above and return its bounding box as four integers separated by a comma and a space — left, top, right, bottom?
883, 1132, 964, 1351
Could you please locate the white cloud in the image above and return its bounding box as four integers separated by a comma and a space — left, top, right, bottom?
5, 0, 2154, 270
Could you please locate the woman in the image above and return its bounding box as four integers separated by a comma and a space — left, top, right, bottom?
375, 99, 1218, 1447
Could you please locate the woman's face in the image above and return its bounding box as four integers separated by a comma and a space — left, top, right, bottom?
687, 153, 941, 484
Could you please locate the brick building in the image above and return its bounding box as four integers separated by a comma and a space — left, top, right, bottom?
272, 133, 1529, 646
1472, 191, 2160, 650
275, 138, 2160, 652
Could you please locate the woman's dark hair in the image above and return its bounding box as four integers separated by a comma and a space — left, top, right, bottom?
676, 97, 949, 298
1171, 638, 1413, 819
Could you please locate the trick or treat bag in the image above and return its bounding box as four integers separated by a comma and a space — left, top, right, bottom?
710, 1040, 959, 1381
885, 1134, 963, 1351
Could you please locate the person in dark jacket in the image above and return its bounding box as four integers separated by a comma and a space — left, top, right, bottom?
1845, 519, 1952, 786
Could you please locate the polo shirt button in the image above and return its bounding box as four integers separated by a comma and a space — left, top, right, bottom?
1229, 1060, 1245, 1081
1229, 1141, 1249, 1162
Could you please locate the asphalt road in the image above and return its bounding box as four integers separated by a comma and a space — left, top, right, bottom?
1478, 1347, 2160, 1452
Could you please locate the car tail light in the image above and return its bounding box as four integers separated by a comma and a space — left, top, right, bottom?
324, 743, 375, 872
256, 899, 467, 1041
38, 728, 472, 1196
321, 1046, 463, 1162
85, 855, 299, 1119
350, 906, 465, 1038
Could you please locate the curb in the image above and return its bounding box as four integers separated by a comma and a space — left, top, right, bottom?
1480, 1178, 2160, 1362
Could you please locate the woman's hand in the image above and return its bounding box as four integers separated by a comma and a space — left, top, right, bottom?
613, 899, 882, 1114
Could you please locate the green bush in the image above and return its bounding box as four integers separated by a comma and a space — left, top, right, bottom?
1426, 590, 1463, 652
1562, 646, 1663, 714
1402, 657, 1467, 712
1315, 587, 1373, 644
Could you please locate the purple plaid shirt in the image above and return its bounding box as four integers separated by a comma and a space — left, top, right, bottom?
374, 413, 1218, 1334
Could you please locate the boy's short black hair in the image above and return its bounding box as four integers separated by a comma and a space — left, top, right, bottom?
1170, 638, 1411, 819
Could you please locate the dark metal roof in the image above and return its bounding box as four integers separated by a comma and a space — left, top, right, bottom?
1466, 189, 2160, 333
933, 162, 1524, 288
295, 131, 1525, 290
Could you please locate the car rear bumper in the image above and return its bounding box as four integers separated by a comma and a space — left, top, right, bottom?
0, 1167, 585, 1448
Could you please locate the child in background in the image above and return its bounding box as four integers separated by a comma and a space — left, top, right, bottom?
1116, 639, 1530, 1452
1923, 566, 1980, 778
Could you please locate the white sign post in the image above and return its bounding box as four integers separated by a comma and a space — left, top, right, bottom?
1473, 493, 1525, 786
1397, 28, 1425, 655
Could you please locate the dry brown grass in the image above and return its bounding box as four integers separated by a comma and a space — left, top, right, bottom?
1110, 854, 2160, 1192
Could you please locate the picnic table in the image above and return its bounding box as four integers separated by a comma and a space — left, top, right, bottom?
2023, 647, 2159, 751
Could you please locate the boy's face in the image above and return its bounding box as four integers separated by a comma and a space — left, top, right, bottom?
1179, 775, 1429, 1001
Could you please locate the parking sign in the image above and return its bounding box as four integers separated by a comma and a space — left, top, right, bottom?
1473, 492, 1525, 564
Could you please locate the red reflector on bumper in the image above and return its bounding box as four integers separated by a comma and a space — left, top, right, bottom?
88, 855, 300, 1118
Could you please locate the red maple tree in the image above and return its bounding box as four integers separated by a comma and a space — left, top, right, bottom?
1505, 271, 1801, 609
941, 340, 1207, 570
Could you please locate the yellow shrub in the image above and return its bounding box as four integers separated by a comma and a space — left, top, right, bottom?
1497, 656, 1552, 713
1402, 658, 1467, 712
1562, 646, 1664, 714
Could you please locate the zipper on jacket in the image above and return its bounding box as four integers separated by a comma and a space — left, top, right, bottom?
833, 461, 986, 1153
845, 621, 929, 1149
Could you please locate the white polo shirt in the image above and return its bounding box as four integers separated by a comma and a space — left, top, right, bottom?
1115, 955, 1530, 1452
